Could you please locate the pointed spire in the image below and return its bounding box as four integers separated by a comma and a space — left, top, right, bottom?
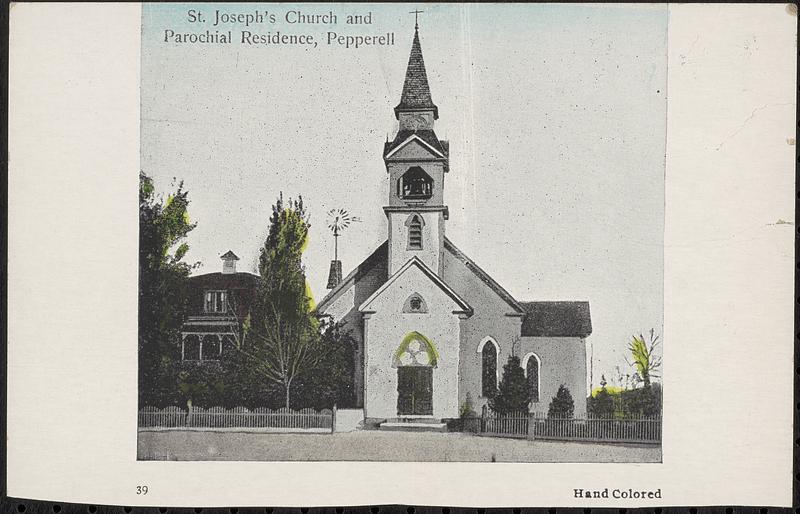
394, 25, 438, 120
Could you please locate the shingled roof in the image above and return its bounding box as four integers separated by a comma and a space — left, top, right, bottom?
394, 28, 438, 119
383, 129, 448, 158
519, 301, 592, 338
443, 237, 523, 314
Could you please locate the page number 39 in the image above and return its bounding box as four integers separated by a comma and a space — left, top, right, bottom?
136, 485, 149, 495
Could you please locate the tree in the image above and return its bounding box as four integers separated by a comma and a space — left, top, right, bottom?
241, 194, 323, 409
292, 316, 357, 410
138, 171, 198, 407
627, 328, 662, 388
547, 384, 575, 419
588, 375, 615, 418
489, 355, 531, 415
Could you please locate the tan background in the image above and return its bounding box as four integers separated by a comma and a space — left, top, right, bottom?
7, 2, 795, 507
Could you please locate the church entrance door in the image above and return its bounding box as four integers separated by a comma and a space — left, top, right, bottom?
397, 367, 433, 416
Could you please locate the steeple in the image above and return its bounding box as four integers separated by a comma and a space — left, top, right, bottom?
383, 22, 449, 277
394, 26, 438, 120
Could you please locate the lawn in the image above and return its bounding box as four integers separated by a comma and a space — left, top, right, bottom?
137, 429, 661, 462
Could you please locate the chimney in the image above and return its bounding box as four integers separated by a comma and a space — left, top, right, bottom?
220, 250, 239, 274
326, 260, 342, 289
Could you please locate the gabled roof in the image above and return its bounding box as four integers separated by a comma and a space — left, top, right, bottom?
316, 241, 388, 312
395, 28, 438, 120
443, 237, 524, 314
384, 129, 448, 160
519, 301, 592, 338
358, 256, 472, 316
220, 250, 239, 260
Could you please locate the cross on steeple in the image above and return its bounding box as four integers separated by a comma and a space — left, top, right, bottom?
410, 9, 423, 30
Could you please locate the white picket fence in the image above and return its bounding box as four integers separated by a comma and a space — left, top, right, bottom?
476, 410, 662, 444
532, 414, 661, 443
139, 406, 186, 428
138, 406, 334, 430
480, 411, 530, 439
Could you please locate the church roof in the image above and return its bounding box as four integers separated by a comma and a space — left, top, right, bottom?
394, 28, 439, 119
443, 237, 524, 314
519, 301, 592, 338
316, 241, 388, 312
358, 256, 472, 316
384, 129, 448, 159
317, 241, 592, 339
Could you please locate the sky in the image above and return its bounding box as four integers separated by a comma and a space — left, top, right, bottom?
141, 3, 667, 390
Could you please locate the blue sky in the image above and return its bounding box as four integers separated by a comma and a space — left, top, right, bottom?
141, 3, 668, 389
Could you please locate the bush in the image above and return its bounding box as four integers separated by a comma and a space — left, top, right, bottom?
588, 387, 615, 418
459, 392, 477, 418
489, 355, 531, 414
547, 384, 575, 419
619, 383, 661, 417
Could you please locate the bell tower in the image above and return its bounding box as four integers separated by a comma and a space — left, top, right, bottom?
383, 23, 449, 276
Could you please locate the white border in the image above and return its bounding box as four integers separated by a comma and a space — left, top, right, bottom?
6, 3, 795, 508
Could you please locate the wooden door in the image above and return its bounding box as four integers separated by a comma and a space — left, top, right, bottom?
397, 367, 433, 416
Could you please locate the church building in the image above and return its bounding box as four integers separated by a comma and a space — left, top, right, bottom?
317, 25, 592, 425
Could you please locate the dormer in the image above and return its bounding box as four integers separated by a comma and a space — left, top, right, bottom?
221, 250, 238, 274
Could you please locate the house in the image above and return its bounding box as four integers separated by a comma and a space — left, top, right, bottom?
179, 251, 260, 362
317, 25, 592, 423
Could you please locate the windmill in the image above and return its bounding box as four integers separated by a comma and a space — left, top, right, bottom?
326, 208, 361, 289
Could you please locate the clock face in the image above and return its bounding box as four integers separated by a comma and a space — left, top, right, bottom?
407, 114, 429, 130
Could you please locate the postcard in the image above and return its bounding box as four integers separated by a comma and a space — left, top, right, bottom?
6, 2, 795, 508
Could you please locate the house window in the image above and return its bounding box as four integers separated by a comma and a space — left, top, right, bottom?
408, 215, 423, 249
524, 353, 541, 403
480, 339, 499, 398
205, 290, 227, 313
202, 335, 221, 360
398, 166, 433, 200
183, 335, 201, 361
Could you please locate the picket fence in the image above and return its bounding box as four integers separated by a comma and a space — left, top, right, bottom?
480, 412, 530, 439
138, 406, 334, 430
532, 414, 662, 443
476, 410, 661, 444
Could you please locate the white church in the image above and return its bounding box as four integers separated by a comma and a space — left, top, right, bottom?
317, 24, 592, 427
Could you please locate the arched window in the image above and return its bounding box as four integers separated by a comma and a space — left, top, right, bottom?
202, 335, 221, 360
402, 293, 428, 313
393, 332, 438, 368
407, 215, 423, 250
183, 335, 200, 361
523, 353, 541, 403
478, 337, 499, 397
